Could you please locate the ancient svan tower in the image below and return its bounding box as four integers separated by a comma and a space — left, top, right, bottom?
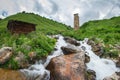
74, 13, 79, 30
7, 20, 36, 34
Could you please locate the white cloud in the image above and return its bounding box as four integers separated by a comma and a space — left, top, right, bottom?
0, 0, 120, 27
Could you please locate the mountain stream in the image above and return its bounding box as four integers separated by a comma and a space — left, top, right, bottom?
20, 35, 120, 80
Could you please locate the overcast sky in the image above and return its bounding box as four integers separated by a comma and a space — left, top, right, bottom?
0, 0, 120, 27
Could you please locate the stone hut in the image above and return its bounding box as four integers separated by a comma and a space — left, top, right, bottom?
7, 20, 36, 34
74, 13, 79, 30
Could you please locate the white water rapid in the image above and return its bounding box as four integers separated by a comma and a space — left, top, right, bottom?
20, 35, 120, 80
80, 38, 120, 80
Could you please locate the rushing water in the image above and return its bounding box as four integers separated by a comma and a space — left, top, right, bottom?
79, 38, 120, 80
20, 35, 120, 80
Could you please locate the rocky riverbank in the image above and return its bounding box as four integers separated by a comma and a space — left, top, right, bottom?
0, 35, 119, 80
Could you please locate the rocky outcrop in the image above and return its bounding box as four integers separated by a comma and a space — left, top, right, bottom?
85, 69, 96, 80
47, 52, 85, 80
64, 37, 80, 46
87, 39, 104, 56
0, 47, 13, 64
0, 68, 26, 80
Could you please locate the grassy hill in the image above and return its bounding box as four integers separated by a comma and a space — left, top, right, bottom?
74, 17, 120, 58
0, 12, 120, 69
0, 12, 73, 69
78, 17, 120, 44
0, 12, 72, 34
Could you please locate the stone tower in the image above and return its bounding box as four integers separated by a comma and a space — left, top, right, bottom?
74, 13, 79, 30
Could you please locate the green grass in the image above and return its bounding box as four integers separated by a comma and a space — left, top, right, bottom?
0, 12, 72, 69
72, 17, 120, 58
0, 12, 120, 69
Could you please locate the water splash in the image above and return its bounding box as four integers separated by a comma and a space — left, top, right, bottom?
80, 38, 120, 80
44, 35, 67, 67
20, 62, 50, 80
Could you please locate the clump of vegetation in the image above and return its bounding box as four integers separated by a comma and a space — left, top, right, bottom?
0, 31, 56, 69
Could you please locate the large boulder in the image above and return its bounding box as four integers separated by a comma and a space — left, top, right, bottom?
64, 37, 80, 46
61, 45, 81, 55
0, 47, 13, 64
47, 52, 85, 80
0, 68, 26, 80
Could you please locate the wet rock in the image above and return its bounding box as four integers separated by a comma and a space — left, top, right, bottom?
116, 56, 120, 67
54, 48, 58, 51
61, 45, 81, 55
64, 37, 80, 46
14, 52, 29, 68
47, 52, 85, 80
87, 40, 104, 56
103, 72, 120, 80
87, 39, 95, 46
0, 68, 26, 80
85, 69, 96, 80
85, 54, 90, 63
93, 46, 104, 56
0, 47, 13, 64
116, 72, 120, 76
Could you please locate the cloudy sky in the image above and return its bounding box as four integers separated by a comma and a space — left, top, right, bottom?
0, 0, 120, 27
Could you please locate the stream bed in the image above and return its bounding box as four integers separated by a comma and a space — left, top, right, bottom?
20, 35, 120, 80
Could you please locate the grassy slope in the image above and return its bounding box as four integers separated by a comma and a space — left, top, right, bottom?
79, 17, 120, 44
0, 12, 72, 34
0, 12, 120, 69
75, 17, 120, 58
0, 12, 72, 69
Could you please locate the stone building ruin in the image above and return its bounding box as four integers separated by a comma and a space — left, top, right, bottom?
74, 13, 79, 30
7, 20, 36, 34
